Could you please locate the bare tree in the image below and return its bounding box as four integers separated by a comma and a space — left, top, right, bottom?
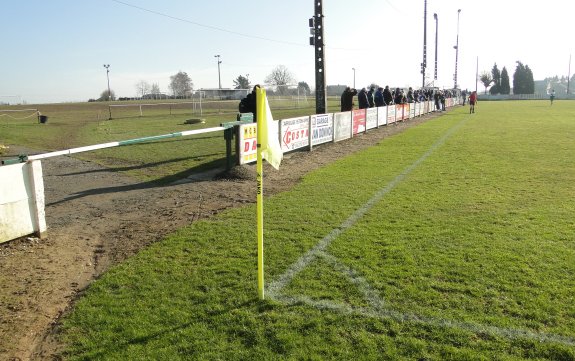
150, 83, 161, 98
265, 65, 295, 95
135, 80, 151, 98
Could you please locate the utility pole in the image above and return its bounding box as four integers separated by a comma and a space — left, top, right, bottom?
214, 55, 222, 100
568, 54, 572, 96
352, 67, 356, 88
309, 0, 326, 114
103, 64, 112, 120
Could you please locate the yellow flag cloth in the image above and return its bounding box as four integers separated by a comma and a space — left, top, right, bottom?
256, 88, 283, 170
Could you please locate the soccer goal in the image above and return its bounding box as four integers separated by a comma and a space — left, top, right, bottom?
0, 108, 40, 121
108, 101, 203, 119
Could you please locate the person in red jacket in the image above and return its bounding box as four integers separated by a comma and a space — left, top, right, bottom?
469, 91, 477, 114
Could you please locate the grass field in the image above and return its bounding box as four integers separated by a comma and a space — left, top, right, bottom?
0, 97, 338, 182
55, 101, 575, 360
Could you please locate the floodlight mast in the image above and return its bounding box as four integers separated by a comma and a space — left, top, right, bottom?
421, 0, 427, 87
453, 9, 461, 89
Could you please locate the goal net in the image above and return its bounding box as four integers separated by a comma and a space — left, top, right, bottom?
0, 108, 40, 120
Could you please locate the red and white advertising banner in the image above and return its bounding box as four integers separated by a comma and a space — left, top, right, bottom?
414, 102, 420, 117
239, 123, 257, 165
395, 104, 405, 121
352, 109, 366, 135
387, 105, 396, 124
280, 116, 309, 152
334, 111, 352, 142
377, 106, 387, 127
311, 113, 333, 146
366, 108, 378, 130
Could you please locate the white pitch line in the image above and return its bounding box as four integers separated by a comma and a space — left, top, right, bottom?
272, 293, 575, 347
267, 114, 575, 347
268, 116, 468, 297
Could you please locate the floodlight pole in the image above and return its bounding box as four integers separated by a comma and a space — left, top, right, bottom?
433, 13, 438, 81
215, 55, 222, 99
453, 9, 461, 89
421, 0, 427, 87
352, 68, 356, 88
103, 64, 112, 120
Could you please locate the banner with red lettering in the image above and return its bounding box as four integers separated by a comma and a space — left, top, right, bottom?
239, 123, 257, 165
280, 116, 309, 152
352, 109, 366, 135
387, 105, 396, 124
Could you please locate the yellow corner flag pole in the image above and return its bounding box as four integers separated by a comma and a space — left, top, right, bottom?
256, 87, 266, 300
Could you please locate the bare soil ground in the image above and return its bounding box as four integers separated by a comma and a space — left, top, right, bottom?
0, 113, 442, 360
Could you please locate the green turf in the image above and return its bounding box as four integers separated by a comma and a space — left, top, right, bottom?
58, 100, 575, 360
1, 97, 339, 182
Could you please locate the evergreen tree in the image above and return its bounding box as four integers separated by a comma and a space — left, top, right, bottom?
490, 63, 501, 94
500, 67, 511, 94
233, 75, 251, 89
513, 61, 534, 94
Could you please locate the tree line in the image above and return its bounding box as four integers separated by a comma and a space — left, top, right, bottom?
92, 65, 311, 102
479, 61, 534, 95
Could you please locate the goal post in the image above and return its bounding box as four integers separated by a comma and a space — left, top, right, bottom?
0, 108, 40, 121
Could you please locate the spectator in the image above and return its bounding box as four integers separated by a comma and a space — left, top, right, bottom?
434, 90, 441, 111
394, 88, 405, 104
406, 87, 415, 103
374, 87, 384, 107
238, 84, 260, 121
340, 87, 357, 112
383, 86, 393, 105
358, 88, 370, 109
367, 87, 375, 108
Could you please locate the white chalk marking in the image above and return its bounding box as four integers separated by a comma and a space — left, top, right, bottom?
267, 115, 575, 347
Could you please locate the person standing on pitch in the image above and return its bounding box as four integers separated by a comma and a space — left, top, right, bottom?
550, 89, 556, 105
469, 91, 477, 113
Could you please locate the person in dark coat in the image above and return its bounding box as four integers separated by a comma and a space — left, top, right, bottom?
394, 88, 405, 104
367, 87, 375, 108
340, 87, 358, 111
238, 84, 260, 122
383, 86, 393, 105
358, 88, 370, 109
374, 87, 384, 107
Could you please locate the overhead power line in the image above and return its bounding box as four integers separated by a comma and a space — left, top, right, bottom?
111, 0, 308, 47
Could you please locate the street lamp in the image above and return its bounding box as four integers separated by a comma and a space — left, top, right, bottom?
453, 9, 461, 89
352, 67, 356, 88
103, 64, 111, 99
103, 64, 112, 119
214, 55, 222, 89
433, 13, 438, 81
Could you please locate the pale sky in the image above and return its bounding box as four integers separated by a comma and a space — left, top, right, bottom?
2, 0, 574, 104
